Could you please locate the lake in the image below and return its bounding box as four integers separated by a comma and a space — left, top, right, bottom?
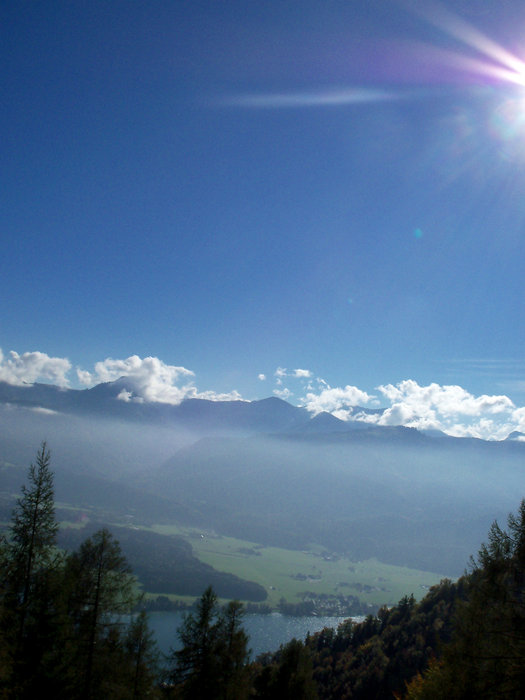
148, 611, 362, 660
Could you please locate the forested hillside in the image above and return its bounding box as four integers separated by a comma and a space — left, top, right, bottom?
0, 444, 159, 698
3, 444, 525, 698
254, 500, 525, 699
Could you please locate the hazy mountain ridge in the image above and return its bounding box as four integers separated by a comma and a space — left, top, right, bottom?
147, 432, 523, 575
0, 379, 312, 432
0, 378, 502, 442
2, 378, 525, 579
4, 378, 525, 447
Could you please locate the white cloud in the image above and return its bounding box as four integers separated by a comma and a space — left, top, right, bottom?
302, 385, 376, 416
377, 380, 514, 418
442, 418, 515, 441
270, 366, 316, 403
297, 376, 523, 440
29, 406, 60, 415
274, 367, 312, 380
76, 369, 93, 385
369, 380, 516, 440
0, 348, 71, 387
274, 387, 293, 400
77, 354, 243, 405
3, 347, 525, 440
186, 388, 243, 402
511, 406, 525, 433
77, 355, 194, 386
292, 368, 312, 378
77, 355, 195, 404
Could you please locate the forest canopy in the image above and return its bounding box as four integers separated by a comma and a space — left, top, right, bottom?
2, 444, 525, 698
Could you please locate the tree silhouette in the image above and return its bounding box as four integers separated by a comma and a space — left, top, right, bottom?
171, 586, 251, 699
65, 528, 137, 698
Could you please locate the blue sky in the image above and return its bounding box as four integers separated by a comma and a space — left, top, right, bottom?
3, 0, 525, 439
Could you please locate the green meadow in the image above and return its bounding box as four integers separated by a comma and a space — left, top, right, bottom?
151, 524, 444, 609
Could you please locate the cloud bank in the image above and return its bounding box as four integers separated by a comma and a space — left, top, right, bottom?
0, 349, 71, 387
77, 355, 197, 404
302, 385, 377, 421
0, 349, 242, 405
267, 365, 525, 441
373, 380, 517, 440
299, 377, 520, 441
1, 348, 525, 439
77, 355, 243, 404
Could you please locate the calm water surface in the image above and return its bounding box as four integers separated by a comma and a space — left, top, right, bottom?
149, 611, 361, 659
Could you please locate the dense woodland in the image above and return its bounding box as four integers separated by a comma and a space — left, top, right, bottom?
2, 444, 525, 698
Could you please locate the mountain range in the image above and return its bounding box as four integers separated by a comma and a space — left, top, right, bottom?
1, 378, 525, 578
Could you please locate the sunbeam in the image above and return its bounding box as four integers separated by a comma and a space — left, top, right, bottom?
408, 0, 525, 85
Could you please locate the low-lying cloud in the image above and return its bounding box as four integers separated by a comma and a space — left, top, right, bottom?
0, 349, 71, 387
77, 355, 243, 404
77, 355, 197, 404
300, 377, 520, 441
0, 349, 242, 405
302, 385, 377, 420
1, 348, 525, 439
266, 366, 525, 441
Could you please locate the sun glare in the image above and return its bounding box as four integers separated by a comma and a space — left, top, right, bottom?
414, 0, 525, 87
489, 94, 525, 150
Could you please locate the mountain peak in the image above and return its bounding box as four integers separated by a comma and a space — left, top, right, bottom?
506, 430, 525, 442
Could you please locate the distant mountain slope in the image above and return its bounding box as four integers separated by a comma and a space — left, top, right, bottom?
2, 378, 525, 580
506, 430, 525, 442
58, 523, 267, 601
0, 379, 311, 432
144, 431, 525, 576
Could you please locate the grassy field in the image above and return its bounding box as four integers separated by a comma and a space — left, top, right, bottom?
49, 508, 446, 610
151, 524, 444, 609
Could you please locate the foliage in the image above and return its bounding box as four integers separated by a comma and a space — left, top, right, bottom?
0, 441, 63, 696
169, 586, 251, 699
63, 528, 139, 698
407, 499, 525, 698
0, 445, 161, 699
59, 525, 268, 602
5, 443, 525, 699
252, 638, 318, 699
125, 610, 161, 699
301, 499, 525, 699
273, 579, 463, 700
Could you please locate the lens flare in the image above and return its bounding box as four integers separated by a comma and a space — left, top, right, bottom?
488, 95, 525, 160
410, 0, 525, 87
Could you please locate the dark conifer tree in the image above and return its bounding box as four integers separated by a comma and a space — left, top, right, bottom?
64, 528, 138, 699
253, 638, 318, 699
404, 500, 525, 699
170, 586, 251, 699
9, 442, 58, 630
0, 442, 61, 696
125, 609, 160, 699
216, 600, 251, 699
171, 586, 221, 698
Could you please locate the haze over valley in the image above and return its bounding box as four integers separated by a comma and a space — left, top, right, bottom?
2, 374, 525, 611
5, 2, 525, 694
